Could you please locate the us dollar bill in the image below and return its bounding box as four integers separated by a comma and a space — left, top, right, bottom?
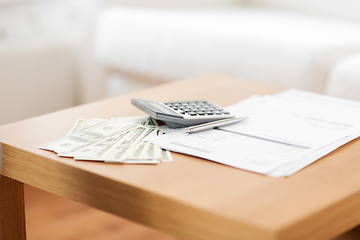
67, 118, 107, 134
73, 131, 129, 161
161, 148, 173, 162
103, 127, 154, 163
39, 119, 139, 155
39, 116, 172, 164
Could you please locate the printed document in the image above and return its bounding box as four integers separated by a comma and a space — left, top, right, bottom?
145, 89, 360, 177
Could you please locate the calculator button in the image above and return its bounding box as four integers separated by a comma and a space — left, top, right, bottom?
162, 100, 232, 119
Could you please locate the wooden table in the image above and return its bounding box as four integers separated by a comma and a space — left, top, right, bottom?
1, 75, 360, 240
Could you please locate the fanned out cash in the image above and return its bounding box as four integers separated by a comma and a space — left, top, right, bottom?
39, 116, 172, 164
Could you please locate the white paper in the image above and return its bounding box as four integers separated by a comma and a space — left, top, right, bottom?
145, 89, 360, 177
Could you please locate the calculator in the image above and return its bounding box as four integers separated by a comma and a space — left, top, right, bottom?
131, 98, 235, 128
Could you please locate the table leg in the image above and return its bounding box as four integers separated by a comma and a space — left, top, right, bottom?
0, 176, 26, 240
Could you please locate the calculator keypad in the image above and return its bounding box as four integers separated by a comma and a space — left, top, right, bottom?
164, 101, 230, 117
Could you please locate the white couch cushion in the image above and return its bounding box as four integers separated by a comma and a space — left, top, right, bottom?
95, 6, 360, 92
325, 53, 360, 101
245, 0, 360, 19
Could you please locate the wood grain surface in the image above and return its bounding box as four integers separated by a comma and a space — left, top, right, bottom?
24, 186, 360, 240
25, 185, 177, 240
1, 75, 360, 240
0, 176, 26, 240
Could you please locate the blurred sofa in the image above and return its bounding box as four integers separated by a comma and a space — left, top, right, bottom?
94, 0, 360, 100
0, 40, 76, 125
0, 0, 102, 125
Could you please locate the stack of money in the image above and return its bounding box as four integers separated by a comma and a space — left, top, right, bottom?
39, 116, 172, 164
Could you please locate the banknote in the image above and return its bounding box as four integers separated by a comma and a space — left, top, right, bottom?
39, 116, 172, 164
73, 126, 147, 161
75, 126, 170, 164
73, 131, 129, 161
68, 117, 152, 136
160, 148, 173, 162
103, 127, 155, 163
39, 119, 106, 152
123, 159, 160, 164
67, 118, 106, 134
39, 119, 139, 155
125, 139, 160, 162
